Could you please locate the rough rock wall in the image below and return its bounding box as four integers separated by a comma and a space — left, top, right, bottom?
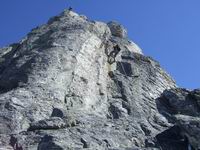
0, 10, 199, 150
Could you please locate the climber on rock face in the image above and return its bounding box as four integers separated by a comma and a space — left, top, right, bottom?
113, 44, 121, 54
107, 44, 121, 64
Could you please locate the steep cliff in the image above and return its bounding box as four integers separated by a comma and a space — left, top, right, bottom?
0, 10, 199, 150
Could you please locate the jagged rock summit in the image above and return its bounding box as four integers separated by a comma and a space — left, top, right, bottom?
0, 10, 199, 150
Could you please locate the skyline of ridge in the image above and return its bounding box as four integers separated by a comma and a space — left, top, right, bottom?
0, 0, 199, 89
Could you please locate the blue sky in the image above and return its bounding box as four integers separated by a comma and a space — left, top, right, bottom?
0, 0, 199, 89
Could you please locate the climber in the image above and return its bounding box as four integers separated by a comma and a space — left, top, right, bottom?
113, 44, 121, 56
108, 44, 121, 64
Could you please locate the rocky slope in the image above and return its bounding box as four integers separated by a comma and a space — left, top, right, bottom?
0, 10, 199, 150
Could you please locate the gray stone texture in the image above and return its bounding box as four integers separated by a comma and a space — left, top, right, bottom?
0, 10, 199, 150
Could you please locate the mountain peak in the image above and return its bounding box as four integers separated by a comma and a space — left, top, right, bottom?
0, 10, 199, 150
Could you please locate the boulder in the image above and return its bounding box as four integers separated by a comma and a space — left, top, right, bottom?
107, 21, 127, 38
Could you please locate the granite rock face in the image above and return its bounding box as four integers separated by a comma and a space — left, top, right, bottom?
157, 88, 200, 149
0, 10, 199, 150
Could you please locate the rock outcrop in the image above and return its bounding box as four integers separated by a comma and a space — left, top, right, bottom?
0, 10, 199, 150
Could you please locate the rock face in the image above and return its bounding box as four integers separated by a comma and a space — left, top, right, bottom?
0, 10, 199, 150
156, 88, 200, 150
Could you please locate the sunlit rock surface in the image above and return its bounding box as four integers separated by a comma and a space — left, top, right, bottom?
0, 10, 199, 150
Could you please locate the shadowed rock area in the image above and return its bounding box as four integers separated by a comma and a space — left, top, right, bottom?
0, 10, 199, 150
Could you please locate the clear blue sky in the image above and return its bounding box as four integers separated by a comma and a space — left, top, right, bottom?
0, 0, 199, 89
